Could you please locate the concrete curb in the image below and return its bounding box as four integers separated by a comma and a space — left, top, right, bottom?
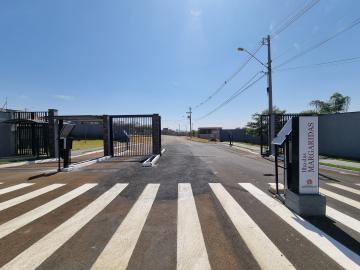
142, 148, 165, 167
0, 149, 104, 169
61, 156, 111, 172
0, 161, 31, 168
142, 154, 160, 167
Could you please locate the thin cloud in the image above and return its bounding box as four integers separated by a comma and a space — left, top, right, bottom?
54, 94, 75, 101
190, 9, 202, 17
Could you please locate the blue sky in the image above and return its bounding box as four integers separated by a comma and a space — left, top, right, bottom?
0, 0, 359, 130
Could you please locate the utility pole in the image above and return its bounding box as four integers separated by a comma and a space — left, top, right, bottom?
263, 35, 275, 155
186, 107, 192, 138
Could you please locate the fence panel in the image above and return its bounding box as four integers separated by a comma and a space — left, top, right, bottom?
110, 115, 156, 157
260, 114, 312, 156
14, 111, 49, 157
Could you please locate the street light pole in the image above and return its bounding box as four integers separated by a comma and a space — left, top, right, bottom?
264, 35, 275, 155
187, 107, 192, 138
238, 35, 275, 155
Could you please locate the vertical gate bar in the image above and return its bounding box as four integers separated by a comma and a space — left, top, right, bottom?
134, 117, 136, 156
131, 117, 134, 156
136, 117, 138, 156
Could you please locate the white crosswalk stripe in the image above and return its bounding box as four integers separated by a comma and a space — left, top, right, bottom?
177, 183, 211, 270
0, 183, 34, 195
240, 183, 360, 270
326, 183, 360, 195
0, 181, 359, 269
91, 184, 159, 270
0, 183, 97, 239
326, 206, 360, 234
0, 184, 65, 212
210, 183, 295, 270
320, 187, 360, 209
2, 183, 128, 270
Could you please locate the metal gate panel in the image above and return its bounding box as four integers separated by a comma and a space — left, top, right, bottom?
14, 112, 49, 157
110, 115, 154, 157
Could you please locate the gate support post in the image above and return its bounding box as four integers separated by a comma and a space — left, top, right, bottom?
48, 109, 58, 158
152, 114, 161, 155
103, 115, 111, 156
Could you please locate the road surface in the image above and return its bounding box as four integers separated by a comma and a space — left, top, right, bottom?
0, 135, 359, 269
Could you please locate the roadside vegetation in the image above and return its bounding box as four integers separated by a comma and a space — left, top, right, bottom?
320, 162, 360, 172
72, 140, 103, 150
245, 92, 351, 136
188, 137, 213, 143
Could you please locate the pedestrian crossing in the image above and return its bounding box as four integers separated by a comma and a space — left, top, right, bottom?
0, 183, 34, 195
0, 184, 65, 212
0, 181, 359, 269
320, 187, 360, 209
177, 183, 210, 270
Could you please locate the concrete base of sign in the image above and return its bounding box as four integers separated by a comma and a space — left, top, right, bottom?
284, 190, 326, 216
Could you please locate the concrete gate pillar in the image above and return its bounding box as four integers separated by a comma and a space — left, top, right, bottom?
48, 109, 58, 158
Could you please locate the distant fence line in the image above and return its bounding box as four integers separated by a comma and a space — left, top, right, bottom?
220, 129, 260, 144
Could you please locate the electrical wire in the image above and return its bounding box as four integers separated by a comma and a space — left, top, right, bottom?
270, 0, 320, 39
274, 16, 360, 69
275, 56, 360, 71
196, 72, 266, 120
193, 43, 263, 110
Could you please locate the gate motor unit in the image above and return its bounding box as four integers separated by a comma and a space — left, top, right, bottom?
272, 116, 326, 216
58, 124, 75, 170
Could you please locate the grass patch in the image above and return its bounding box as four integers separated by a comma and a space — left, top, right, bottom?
320, 156, 360, 163
320, 162, 360, 172
188, 137, 212, 143
72, 140, 103, 150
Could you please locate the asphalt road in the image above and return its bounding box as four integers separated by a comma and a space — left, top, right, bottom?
0, 135, 359, 269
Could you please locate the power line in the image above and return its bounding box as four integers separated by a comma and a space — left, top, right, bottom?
275, 56, 360, 71
162, 119, 187, 122
274, 16, 360, 69
193, 43, 263, 110
196, 72, 266, 120
270, 0, 320, 39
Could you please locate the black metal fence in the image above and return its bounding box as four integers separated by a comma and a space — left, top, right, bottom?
14, 111, 49, 157
260, 114, 312, 156
110, 115, 156, 157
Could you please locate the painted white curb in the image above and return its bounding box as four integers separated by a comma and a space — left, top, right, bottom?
0, 149, 104, 169
0, 161, 30, 168
161, 148, 166, 154
142, 154, 161, 167
61, 156, 111, 172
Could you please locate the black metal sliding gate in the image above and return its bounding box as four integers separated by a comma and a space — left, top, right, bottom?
110, 115, 160, 157
260, 113, 315, 156
14, 112, 49, 157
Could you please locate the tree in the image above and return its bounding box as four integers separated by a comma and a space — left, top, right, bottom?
245, 106, 286, 137
310, 92, 350, 114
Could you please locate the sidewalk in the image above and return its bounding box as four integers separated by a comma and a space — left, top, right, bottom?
221, 141, 360, 172
221, 142, 260, 154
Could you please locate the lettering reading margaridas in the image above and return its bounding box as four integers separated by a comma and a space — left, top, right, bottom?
301, 122, 315, 173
